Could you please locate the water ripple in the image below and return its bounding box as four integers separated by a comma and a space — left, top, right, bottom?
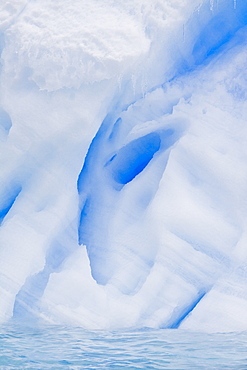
0, 325, 246, 369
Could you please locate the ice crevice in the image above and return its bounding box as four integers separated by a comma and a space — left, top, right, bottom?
77, 82, 188, 290
165, 289, 209, 329
0, 185, 21, 225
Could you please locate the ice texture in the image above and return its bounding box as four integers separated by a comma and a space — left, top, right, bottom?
0, 0, 247, 332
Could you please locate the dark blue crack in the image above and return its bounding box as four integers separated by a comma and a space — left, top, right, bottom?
0, 185, 22, 225
161, 289, 208, 329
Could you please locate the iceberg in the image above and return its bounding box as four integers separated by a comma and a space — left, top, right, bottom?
1, 0, 247, 332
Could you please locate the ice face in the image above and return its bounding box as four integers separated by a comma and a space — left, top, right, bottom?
1, 0, 247, 332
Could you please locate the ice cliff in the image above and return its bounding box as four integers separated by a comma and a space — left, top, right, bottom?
1, 0, 247, 332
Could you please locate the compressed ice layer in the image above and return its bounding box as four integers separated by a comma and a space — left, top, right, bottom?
192, 0, 247, 64
0, 0, 247, 331
106, 132, 162, 185
0, 185, 21, 224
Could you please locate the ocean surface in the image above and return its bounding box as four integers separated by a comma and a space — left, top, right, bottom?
0, 324, 246, 369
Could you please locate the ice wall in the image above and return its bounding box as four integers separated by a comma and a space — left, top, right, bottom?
1, 0, 247, 332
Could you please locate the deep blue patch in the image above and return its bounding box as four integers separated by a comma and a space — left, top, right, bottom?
192, 0, 247, 66
0, 186, 22, 224
106, 132, 161, 185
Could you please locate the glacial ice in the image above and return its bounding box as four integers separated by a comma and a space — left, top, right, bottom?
1, 0, 247, 332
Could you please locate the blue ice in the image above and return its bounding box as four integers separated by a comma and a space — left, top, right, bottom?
106, 132, 161, 185
0, 108, 12, 133
192, 0, 247, 65
0, 185, 21, 224
75, 0, 247, 322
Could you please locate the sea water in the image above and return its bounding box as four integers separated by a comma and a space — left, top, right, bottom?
0, 324, 246, 369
